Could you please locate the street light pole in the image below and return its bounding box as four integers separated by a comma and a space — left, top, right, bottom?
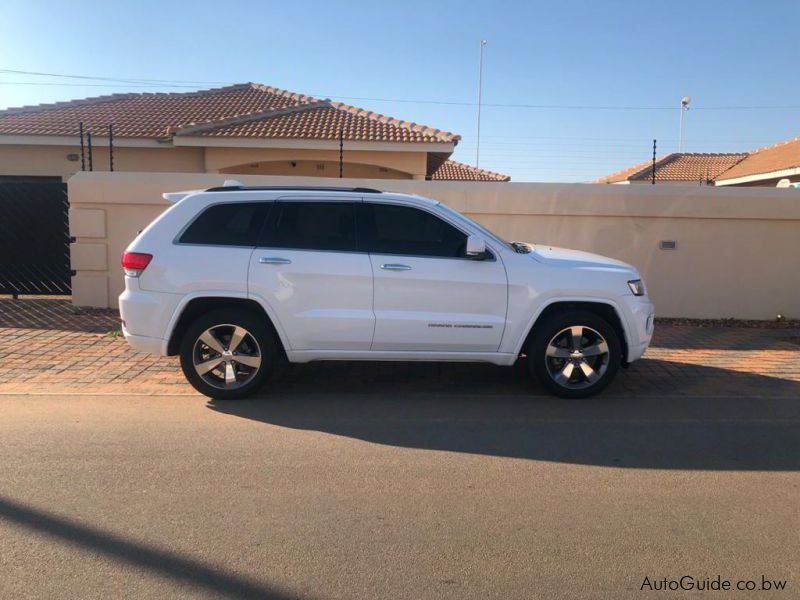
476, 39, 487, 168
678, 95, 691, 152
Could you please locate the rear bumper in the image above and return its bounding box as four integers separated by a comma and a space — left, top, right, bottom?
122, 331, 165, 355
119, 278, 180, 356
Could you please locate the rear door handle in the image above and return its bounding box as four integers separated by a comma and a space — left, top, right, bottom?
381, 263, 412, 271
259, 257, 291, 265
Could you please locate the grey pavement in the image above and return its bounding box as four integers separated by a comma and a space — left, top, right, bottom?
1, 392, 797, 599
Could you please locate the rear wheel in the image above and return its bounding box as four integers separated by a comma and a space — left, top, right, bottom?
528, 309, 621, 398
179, 309, 276, 399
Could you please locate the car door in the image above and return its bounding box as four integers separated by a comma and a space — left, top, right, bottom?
247, 198, 374, 351
360, 201, 508, 352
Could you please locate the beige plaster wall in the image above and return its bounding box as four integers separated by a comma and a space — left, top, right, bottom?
220, 159, 412, 179
67, 171, 800, 319
203, 147, 428, 178
1, 143, 430, 180
0, 144, 205, 180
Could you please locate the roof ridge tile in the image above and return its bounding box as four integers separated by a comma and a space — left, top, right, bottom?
173, 100, 331, 136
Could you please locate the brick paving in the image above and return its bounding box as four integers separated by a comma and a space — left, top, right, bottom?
1, 296, 799, 396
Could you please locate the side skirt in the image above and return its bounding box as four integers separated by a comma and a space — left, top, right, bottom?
286, 350, 518, 366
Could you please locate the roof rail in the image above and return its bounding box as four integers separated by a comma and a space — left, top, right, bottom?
204, 185, 383, 194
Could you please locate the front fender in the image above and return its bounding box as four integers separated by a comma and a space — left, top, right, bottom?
505, 294, 634, 358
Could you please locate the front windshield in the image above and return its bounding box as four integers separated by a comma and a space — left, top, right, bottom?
436, 202, 531, 253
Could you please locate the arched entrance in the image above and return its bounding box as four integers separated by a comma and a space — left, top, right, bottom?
219, 160, 413, 179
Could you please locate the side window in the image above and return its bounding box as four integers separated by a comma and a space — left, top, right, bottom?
179, 202, 270, 246
260, 202, 357, 251
359, 203, 467, 258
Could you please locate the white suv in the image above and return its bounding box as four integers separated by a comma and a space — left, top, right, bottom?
120, 183, 654, 399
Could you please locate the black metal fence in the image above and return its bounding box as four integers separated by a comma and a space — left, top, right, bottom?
0, 179, 71, 296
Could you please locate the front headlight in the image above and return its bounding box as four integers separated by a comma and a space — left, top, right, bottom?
627, 279, 646, 296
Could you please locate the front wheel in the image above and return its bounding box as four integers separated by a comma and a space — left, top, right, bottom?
179, 309, 276, 400
528, 310, 621, 398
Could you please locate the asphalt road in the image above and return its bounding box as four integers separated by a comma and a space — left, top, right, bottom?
1, 391, 797, 599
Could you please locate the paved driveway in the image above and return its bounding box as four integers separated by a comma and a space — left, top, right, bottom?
1, 297, 799, 397
1, 297, 798, 598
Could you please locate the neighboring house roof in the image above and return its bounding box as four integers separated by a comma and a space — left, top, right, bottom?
0, 83, 459, 144
715, 136, 800, 182
596, 152, 749, 184
430, 159, 511, 182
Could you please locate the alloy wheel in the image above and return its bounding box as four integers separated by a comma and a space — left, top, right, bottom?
544, 325, 610, 390
192, 324, 262, 389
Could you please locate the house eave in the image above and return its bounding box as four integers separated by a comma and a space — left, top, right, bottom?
0, 133, 456, 155
173, 136, 455, 153
0, 134, 169, 148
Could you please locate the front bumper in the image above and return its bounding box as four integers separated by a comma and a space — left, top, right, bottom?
623, 296, 655, 363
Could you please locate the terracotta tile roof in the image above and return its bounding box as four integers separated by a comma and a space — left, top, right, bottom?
596, 153, 748, 184
595, 158, 658, 184
182, 103, 455, 143
715, 136, 800, 181
430, 159, 510, 182
0, 83, 459, 144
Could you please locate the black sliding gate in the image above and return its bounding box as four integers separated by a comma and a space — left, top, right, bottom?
0, 179, 71, 296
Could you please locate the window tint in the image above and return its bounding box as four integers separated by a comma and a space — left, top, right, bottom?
179, 202, 270, 246
359, 203, 467, 257
260, 202, 357, 251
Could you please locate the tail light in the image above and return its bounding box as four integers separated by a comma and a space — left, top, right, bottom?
122, 252, 152, 277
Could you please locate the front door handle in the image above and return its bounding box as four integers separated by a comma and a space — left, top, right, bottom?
381, 263, 412, 271
259, 257, 291, 265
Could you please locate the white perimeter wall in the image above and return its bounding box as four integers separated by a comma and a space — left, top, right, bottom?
68, 171, 800, 319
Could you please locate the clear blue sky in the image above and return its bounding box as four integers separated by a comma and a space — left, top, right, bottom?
1, 0, 798, 182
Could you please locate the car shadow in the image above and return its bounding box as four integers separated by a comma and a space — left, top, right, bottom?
208, 358, 800, 471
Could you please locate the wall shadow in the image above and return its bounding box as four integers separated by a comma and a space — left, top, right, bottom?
208, 359, 800, 471
0, 495, 302, 600
0, 297, 119, 333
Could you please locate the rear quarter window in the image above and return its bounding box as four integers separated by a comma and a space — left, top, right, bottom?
179, 202, 270, 246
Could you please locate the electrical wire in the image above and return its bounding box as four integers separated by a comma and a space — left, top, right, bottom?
2, 68, 800, 111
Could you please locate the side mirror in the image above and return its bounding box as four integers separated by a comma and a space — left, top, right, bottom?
465, 234, 487, 260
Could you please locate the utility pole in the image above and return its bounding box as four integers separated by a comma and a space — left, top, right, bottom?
476, 39, 487, 168
678, 96, 691, 152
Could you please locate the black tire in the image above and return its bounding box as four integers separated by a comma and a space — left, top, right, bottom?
179, 308, 276, 400
528, 309, 621, 399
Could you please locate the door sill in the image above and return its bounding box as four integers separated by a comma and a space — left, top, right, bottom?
286, 350, 517, 366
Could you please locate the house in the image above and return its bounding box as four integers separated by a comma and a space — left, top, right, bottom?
0, 83, 509, 182
714, 136, 800, 187
597, 134, 800, 187
595, 153, 749, 185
